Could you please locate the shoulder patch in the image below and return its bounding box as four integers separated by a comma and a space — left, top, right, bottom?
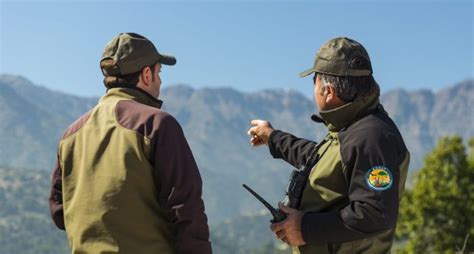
365, 166, 393, 191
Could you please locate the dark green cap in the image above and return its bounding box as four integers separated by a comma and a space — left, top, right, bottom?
299, 37, 372, 78
100, 32, 176, 76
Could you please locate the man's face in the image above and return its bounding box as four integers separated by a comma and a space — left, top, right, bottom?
313, 73, 345, 111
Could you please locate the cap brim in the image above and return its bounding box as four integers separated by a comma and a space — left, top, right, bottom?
299, 67, 315, 78
159, 54, 177, 66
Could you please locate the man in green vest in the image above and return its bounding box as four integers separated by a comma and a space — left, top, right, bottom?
48, 32, 212, 253
248, 37, 409, 253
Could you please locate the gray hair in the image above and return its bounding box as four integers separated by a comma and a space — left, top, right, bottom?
319, 73, 380, 102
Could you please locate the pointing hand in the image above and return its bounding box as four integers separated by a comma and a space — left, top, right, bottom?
247, 119, 274, 146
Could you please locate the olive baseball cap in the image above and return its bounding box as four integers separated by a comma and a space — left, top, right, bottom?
299, 37, 372, 78
100, 32, 176, 76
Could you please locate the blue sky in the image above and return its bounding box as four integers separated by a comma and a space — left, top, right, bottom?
1, 0, 473, 97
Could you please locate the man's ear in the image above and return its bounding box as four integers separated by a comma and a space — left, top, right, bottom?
325, 85, 336, 103
140, 66, 152, 86
326, 85, 346, 106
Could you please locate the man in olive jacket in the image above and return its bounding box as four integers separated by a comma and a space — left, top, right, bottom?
248, 37, 409, 253
48, 33, 212, 254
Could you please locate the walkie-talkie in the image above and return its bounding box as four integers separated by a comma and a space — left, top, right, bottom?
242, 184, 286, 223
243, 138, 327, 223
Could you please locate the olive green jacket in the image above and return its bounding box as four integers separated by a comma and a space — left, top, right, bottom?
268, 95, 409, 254
48, 88, 212, 254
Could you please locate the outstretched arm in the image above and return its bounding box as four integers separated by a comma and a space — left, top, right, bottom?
248, 119, 318, 168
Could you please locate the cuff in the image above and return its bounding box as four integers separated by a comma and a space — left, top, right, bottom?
267, 130, 282, 158
301, 211, 338, 245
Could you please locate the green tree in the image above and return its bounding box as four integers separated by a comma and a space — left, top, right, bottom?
396, 136, 474, 253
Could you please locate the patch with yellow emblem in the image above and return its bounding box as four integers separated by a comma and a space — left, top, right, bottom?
365, 166, 393, 191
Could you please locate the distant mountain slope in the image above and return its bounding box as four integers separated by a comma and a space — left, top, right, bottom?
0, 76, 97, 169
0, 74, 472, 224
0, 166, 68, 254
381, 79, 474, 168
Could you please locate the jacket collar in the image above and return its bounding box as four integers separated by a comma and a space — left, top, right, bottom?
316, 93, 379, 132
99, 87, 163, 109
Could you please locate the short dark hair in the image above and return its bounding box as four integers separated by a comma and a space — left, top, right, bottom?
318, 73, 380, 102
100, 60, 155, 89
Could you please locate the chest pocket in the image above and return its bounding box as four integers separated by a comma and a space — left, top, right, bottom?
300, 135, 349, 213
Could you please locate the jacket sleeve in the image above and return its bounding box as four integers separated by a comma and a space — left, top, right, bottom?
153, 115, 212, 254
300, 129, 406, 244
267, 130, 318, 168
48, 154, 65, 230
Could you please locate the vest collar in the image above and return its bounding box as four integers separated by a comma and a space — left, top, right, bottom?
317, 93, 379, 132
100, 87, 163, 109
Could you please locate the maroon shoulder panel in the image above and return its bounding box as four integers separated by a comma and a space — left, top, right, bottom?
115, 99, 170, 139
62, 110, 93, 139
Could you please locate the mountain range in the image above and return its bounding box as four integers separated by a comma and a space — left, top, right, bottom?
0, 74, 472, 253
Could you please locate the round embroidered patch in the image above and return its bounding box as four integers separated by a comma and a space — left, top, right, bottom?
365, 166, 393, 191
